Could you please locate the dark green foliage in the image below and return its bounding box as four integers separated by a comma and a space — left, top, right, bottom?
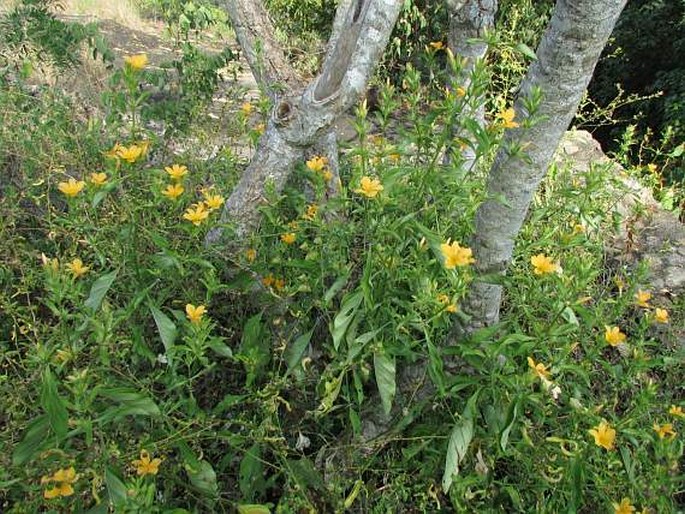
264, 0, 337, 39
589, 0, 685, 183
0, 0, 113, 70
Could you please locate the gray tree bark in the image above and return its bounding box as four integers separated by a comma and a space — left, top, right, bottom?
207, 0, 403, 246
220, 0, 303, 99
452, 0, 628, 339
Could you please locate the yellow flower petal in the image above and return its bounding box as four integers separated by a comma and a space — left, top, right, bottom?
588, 420, 616, 450
441, 240, 475, 269
124, 53, 148, 71
58, 178, 86, 197
185, 304, 206, 324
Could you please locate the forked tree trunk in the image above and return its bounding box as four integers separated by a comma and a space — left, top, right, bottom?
207, 0, 402, 246
452, 0, 628, 339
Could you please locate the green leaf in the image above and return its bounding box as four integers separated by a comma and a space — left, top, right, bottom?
239, 444, 265, 501
12, 415, 50, 466
284, 330, 312, 374
515, 42, 538, 61
150, 305, 177, 360
213, 394, 247, 415
323, 272, 349, 305
286, 457, 325, 492
500, 400, 519, 452
104, 466, 128, 507
186, 460, 218, 498
442, 391, 479, 493
374, 351, 396, 416
208, 338, 233, 358
237, 505, 271, 514
85, 270, 118, 312
92, 190, 108, 208
239, 314, 269, 387
41, 368, 68, 439
561, 306, 579, 325
98, 387, 161, 422
331, 290, 363, 352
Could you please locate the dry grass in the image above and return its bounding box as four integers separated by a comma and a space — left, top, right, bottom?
60, 0, 146, 30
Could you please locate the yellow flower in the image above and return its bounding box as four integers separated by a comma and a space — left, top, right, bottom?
306, 155, 328, 173
245, 248, 257, 263
66, 258, 89, 279
429, 41, 444, 50
355, 176, 384, 198
634, 290, 651, 308
255, 123, 265, 135
165, 164, 189, 181
124, 53, 148, 71
203, 194, 225, 211
42, 466, 77, 499
183, 204, 209, 225
161, 183, 184, 200
262, 274, 284, 291
241, 102, 253, 115
104, 142, 123, 159
605, 326, 627, 347
455, 86, 466, 98
117, 144, 144, 164
303, 204, 318, 221
496, 107, 519, 129
132, 449, 162, 476
441, 240, 475, 269
530, 254, 561, 275
89, 172, 108, 186
527, 356, 551, 380
58, 178, 86, 198
281, 232, 297, 245
654, 308, 669, 324
572, 223, 585, 234
185, 304, 206, 324
668, 405, 684, 418
646, 163, 657, 174
322, 169, 333, 181
588, 420, 616, 450
653, 422, 676, 439
613, 498, 636, 514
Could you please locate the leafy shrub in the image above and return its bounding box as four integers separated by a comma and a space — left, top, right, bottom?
0, 0, 113, 72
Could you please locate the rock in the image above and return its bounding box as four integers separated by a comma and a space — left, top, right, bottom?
556, 130, 685, 298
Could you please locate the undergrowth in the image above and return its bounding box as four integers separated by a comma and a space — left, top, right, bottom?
0, 11, 683, 514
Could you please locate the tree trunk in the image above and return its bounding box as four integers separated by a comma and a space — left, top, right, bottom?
220, 0, 303, 99
452, 0, 628, 339
207, 0, 403, 246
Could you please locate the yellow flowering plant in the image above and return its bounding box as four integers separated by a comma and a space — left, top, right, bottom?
41, 467, 78, 499
3, 30, 684, 514
589, 420, 616, 450
58, 178, 86, 197
124, 53, 148, 71
132, 449, 162, 476
165, 164, 189, 181
162, 183, 184, 200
